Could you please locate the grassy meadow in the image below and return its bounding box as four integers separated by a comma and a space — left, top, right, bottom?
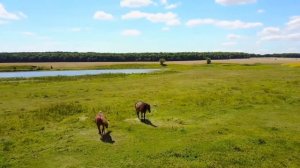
0, 63, 299, 167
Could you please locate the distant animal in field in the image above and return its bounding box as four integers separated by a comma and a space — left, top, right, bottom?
95, 112, 109, 135
135, 101, 151, 121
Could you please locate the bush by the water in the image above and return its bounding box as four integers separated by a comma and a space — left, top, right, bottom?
207, 58, 211, 64
159, 58, 166, 66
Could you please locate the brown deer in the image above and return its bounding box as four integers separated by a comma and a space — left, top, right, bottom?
95, 112, 109, 135
135, 101, 151, 121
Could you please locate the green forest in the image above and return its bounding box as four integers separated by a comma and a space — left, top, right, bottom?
0, 52, 299, 62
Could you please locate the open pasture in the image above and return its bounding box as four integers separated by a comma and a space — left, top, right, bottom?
0, 57, 299, 72
0, 63, 299, 167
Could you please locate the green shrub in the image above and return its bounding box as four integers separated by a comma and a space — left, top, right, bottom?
207, 58, 211, 64
159, 58, 167, 66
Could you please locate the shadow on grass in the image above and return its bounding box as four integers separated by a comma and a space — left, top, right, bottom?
100, 131, 115, 144
140, 119, 157, 127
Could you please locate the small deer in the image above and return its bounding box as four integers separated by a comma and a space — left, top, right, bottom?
95, 112, 109, 135
135, 101, 151, 121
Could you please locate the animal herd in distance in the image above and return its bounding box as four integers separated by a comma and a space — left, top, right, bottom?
95, 101, 151, 136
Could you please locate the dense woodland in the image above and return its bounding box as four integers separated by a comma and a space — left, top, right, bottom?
0, 52, 299, 62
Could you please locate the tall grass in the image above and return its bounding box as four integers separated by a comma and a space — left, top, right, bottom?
35, 102, 84, 121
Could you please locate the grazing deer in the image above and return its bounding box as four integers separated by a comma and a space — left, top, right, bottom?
95, 112, 109, 135
135, 101, 151, 121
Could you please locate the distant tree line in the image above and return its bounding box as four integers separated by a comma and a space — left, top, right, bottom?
259, 53, 300, 58
0, 52, 299, 63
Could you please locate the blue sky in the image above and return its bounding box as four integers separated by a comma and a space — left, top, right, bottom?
0, 0, 300, 53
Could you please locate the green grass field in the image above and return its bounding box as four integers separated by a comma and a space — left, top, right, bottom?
0, 63, 299, 168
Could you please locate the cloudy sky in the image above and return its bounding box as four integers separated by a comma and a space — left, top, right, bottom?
0, 0, 300, 53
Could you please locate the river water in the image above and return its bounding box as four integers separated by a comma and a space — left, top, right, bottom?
0, 69, 159, 78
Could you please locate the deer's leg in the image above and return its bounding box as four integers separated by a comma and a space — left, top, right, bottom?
102, 125, 105, 135
97, 123, 101, 134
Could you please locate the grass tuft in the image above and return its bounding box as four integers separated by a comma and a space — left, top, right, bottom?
35, 102, 84, 121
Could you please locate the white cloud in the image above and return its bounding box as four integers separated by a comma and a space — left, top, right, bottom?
93, 11, 114, 20
122, 10, 147, 19
286, 33, 300, 40
0, 3, 26, 20
259, 27, 280, 37
160, 0, 180, 10
258, 16, 300, 42
186, 18, 262, 29
121, 29, 141, 36
227, 34, 241, 40
259, 26, 300, 41
122, 11, 180, 26
161, 0, 168, 5
165, 3, 179, 9
257, 9, 265, 14
286, 16, 300, 31
215, 0, 256, 6
120, 0, 154, 8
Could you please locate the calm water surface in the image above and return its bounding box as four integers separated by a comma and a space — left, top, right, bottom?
0, 69, 159, 78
